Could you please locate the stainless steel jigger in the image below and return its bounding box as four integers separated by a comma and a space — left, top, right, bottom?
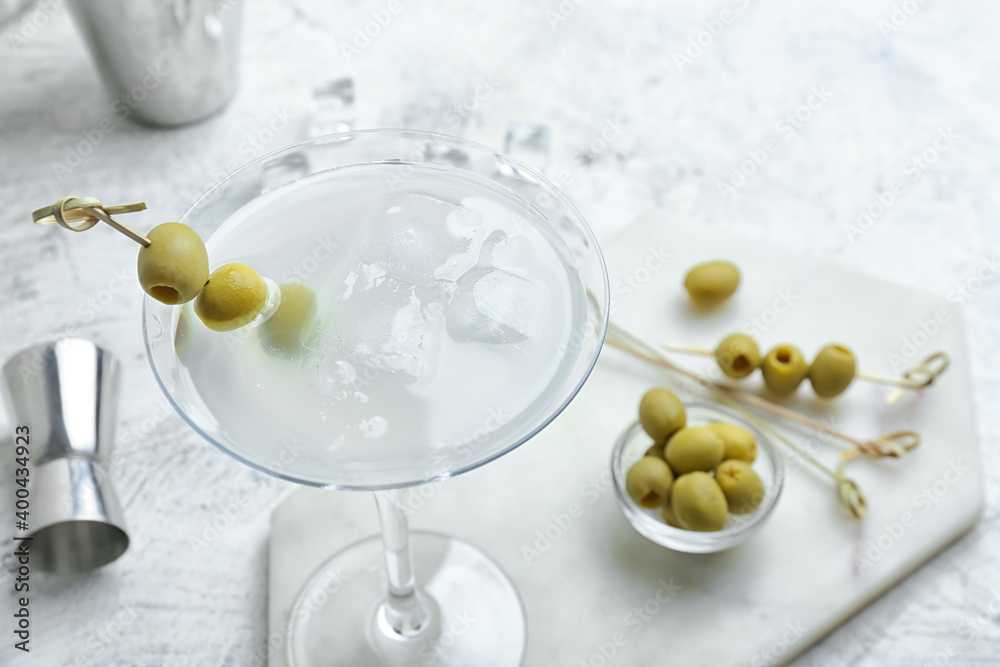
68, 0, 244, 126
2, 339, 129, 574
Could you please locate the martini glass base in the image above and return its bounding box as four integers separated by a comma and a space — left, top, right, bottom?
287, 532, 527, 666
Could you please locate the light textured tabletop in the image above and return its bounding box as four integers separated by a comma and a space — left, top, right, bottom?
0, 1, 998, 666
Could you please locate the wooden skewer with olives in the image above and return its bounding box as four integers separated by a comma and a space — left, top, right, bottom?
30, 196, 323, 347
658, 333, 940, 400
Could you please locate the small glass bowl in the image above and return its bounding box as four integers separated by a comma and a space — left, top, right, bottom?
611, 402, 784, 553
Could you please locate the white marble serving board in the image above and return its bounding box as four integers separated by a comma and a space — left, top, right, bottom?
267, 212, 983, 667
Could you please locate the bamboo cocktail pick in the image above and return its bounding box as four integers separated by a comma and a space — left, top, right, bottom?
32, 196, 151, 247
659, 341, 949, 405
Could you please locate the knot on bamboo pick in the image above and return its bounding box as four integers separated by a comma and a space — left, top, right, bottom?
886, 352, 951, 403
835, 468, 868, 519
842, 430, 920, 461
903, 352, 950, 388
32, 196, 151, 246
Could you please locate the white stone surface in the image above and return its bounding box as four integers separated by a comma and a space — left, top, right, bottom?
0, 0, 997, 665
267, 220, 984, 667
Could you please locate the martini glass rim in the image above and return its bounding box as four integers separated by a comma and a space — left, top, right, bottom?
142, 128, 610, 490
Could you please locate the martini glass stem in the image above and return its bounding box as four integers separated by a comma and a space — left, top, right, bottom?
374, 489, 432, 636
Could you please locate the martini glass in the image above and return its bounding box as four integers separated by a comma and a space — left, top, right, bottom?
143, 130, 609, 665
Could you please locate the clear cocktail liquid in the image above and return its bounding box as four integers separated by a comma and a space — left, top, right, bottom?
175, 163, 589, 486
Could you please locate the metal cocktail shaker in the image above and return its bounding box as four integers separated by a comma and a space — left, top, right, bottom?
68, 0, 244, 126
2, 339, 129, 574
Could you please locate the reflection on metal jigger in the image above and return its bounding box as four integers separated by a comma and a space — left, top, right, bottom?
2, 339, 129, 574
68, 0, 244, 126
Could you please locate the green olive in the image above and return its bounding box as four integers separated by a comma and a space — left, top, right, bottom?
715, 459, 766, 514
714, 333, 761, 379
644, 443, 665, 459
638, 388, 687, 444
174, 308, 191, 358
195, 263, 268, 332
661, 499, 682, 528
808, 344, 856, 398
683, 260, 740, 307
260, 283, 318, 357
137, 222, 209, 304
671, 472, 729, 532
625, 456, 674, 509
707, 422, 757, 463
761, 344, 810, 395
665, 426, 725, 474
